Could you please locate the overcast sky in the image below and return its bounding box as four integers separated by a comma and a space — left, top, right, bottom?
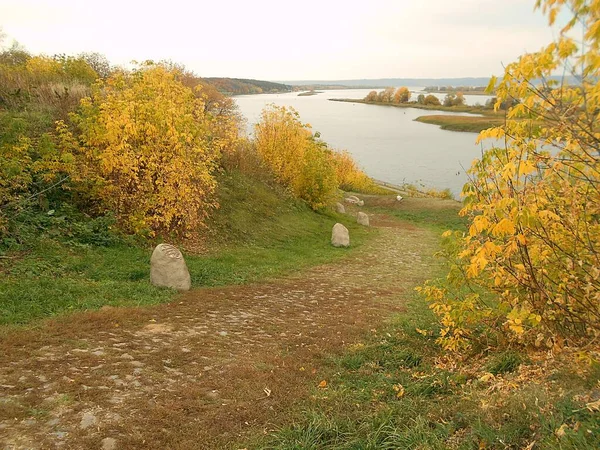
0, 0, 561, 81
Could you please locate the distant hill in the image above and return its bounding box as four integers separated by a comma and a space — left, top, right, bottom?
281, 78, 492, 88
281, 76, 579, 89
203, 78, 292, 95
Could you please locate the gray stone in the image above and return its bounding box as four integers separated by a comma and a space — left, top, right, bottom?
357, 212, 370, 227
79, 411, 97, 429
150, 244, 191, 291
344, 195, 360, 205
335, 202, 346, 214
102, 437, 117, 450
331, 223, 350, 247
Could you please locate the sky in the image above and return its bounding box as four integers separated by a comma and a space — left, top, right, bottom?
0, 0, 563, 81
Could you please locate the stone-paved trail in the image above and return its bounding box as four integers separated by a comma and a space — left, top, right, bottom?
0, 212, 440, 449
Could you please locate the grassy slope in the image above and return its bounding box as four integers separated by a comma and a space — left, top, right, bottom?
0, 171, 371, 326
245, 199, 600, 450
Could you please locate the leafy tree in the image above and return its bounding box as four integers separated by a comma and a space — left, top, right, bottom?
365, 90, 378, 102
423, 94, 441, 106
393, 87, 411, 103
443, 92, 466, 107
378, 87, 395, 103
417, 93, 426, 104
419, 0, 600, 350
79, 52, 111, 79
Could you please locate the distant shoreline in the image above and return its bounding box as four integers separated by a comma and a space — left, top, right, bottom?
328, 98, 492, 115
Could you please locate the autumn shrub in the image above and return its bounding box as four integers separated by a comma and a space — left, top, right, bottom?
254, 105, 339, 209
0, 53, 96, 115
332, 150, 390, 195
0, 112, 76, 240
295, 141, 338, 209
69, 64, 228, 237
418, 0, 600, 351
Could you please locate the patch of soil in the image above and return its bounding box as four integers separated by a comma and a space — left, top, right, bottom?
0, 221, 439, 449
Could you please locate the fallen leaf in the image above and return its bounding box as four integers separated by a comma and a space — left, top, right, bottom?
263, 387, 271, 397
555, 423, 568, 437
393, 384, 405, 398
318, 380, 327, 388
585, 399, 600, 412
479, 373, 495, 383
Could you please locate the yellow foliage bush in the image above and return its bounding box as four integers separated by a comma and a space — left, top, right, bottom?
70, 64, 229, 237
419, 0, 600, 351
332, 150, 395, 195
254, 105, 338, 209
0, 115, 75, 235
254, 105, 386, 207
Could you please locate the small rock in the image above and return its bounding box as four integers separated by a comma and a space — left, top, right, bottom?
218, 331, 228, 337
331, 223, 350, 248
344, 195, 361, 205
335, 202, 345, 214
357, 212, 370, 227
205, 390, 220, 400
80, 411, 97, 430
120, 353, 134, 360
102, 437, 117, 450
150, 243, 191, 291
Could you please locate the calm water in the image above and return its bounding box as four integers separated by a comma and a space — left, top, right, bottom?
235, 88, 497, 196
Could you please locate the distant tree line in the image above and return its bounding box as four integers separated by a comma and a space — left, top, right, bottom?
363, 87, 467, 107
424, 85, 487, 93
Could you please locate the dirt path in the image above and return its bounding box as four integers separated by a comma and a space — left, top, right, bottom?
0, 213, 440, 449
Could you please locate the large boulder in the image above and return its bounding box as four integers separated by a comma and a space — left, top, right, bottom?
357, 212, 370, 227
335, 202, 346, 214
331, 223, 350, 247
150, 243, 191, 291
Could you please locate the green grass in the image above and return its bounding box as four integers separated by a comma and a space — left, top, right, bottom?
375, 202, 466, 232
0, 171, 372, 326
249, 292, 600, 450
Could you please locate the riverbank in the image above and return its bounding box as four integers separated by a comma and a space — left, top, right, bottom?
415, 114, 505, 133
329, 98, 495, 115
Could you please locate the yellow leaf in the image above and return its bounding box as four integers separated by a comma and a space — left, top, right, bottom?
586, 399, 600, 412
555, 423, 568, 437
393, 384, 405, 398
479, 373, 495, 383
318, 380, 327, 388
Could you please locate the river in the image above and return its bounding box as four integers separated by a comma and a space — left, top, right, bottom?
234, 88, 497, 197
